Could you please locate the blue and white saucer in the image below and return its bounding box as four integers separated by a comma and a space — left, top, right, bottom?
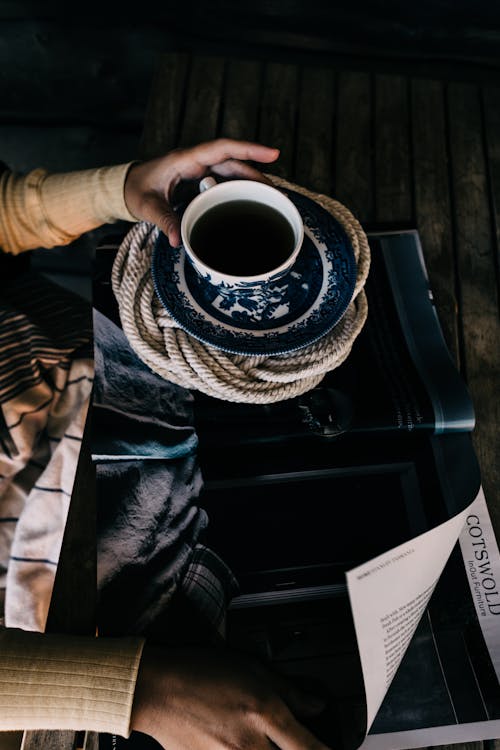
151, 189, 357, 356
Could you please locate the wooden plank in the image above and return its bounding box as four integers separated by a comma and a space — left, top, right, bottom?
220, 58, 262, 142
139, 52, 190, 159
0, 733, 23, 750
335, 71, 374, 224
21, 731, 77, 750
411, 78, 460, 363
294, 65, 335, 195
257, 62, 299, 179
447, 82, 500, 540
178, 55, 225, 147
375, 74, 413, 224
482, 85, 500, 308
82, 731, 99, 750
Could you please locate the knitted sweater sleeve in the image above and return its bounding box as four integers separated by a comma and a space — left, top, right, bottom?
0, 628, 144, 736
0, 163, 138, 254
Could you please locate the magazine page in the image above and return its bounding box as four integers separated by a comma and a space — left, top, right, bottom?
346, 500, 477, 733
356, 486, 500, 750
458, 487, 500, 681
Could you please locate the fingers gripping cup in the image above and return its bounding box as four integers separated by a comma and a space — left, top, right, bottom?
180, 179, 304, 321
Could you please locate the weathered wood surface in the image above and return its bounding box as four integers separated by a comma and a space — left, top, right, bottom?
374, 74, 413, 224
220, 59, 262, 142
179, 56, 225, 148
482, 83, 500, 540
20, 731, 79, 750
258, 62, 299, 179
447, 82, 500, 539
139, 52, 190, 160
335, 71, 374, 224
139, 52, 500, 750
294, 66, 335, 195
411, 78, 459, 362
22, 731, 97, 750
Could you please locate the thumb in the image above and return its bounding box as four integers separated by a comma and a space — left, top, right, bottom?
141, 194, 182, 248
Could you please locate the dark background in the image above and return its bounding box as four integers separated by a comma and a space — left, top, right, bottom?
2, 0, 500, 173
3, 0, 499, 295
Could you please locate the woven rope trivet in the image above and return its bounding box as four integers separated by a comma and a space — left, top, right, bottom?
112, 176, 370, 403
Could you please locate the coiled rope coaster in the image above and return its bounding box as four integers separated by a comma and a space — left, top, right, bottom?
112, 176, 370, 403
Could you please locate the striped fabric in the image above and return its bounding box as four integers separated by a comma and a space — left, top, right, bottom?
180, 543, 239, 641
0, 273, 91, 405
0, 270, 93, 631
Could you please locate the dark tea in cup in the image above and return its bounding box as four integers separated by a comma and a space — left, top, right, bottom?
189, 199, 296, 277
180, 179, 304, 288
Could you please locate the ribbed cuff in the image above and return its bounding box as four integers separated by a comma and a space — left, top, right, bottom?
0, 168, 49, 254
0, 162, 138, 254
41, 162, 138, 233
0, 629, 145, 736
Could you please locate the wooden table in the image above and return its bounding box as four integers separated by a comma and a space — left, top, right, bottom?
25, 49, 499, 750
140, 52, 500, 541
139, 51, 500, 750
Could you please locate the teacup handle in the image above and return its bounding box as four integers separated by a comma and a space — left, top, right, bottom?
199, 176, 217, 192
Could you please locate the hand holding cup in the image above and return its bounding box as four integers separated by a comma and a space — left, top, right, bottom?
123, 138, 281, 247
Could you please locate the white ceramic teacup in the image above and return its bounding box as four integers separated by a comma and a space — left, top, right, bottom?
180, 177, 304, 292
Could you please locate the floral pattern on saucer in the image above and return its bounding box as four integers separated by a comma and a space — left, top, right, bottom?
151, 189, 357, 356
185, 232, 322, 329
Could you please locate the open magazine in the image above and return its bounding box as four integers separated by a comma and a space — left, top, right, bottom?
217, 445, 500, 750
355, 486, 500, 748
350, 233, 500, 746
93, 229, 499, 750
